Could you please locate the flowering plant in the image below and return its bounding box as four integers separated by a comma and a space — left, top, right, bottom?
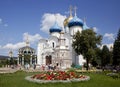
32, 71, 87, 80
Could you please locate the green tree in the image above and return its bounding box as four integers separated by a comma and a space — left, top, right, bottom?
101, 45, 111, 69
95, 48, 102, 66
72, 29, 102, 70
113, 28, 120, 66
10, 58, 14, 65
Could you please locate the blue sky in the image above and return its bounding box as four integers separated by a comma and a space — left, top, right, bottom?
0, 0, 120, 56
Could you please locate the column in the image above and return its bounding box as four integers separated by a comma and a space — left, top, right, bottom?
34, 58, 36, 64
17, 57, 19, 65
22, 55, 24, 66
30, 55, 32, 65
35, 55, 37, 64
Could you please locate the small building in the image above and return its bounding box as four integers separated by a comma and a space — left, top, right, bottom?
17, 38, 37, 68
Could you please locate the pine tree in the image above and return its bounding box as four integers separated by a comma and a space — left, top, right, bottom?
113, 28, 120, 66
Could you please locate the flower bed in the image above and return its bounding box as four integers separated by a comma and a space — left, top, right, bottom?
25, 71, 90, 83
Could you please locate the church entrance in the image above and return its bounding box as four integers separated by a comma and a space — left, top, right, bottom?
46, 55, 52, 65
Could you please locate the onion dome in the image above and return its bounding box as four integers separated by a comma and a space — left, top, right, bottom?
63, 15, 73, 27
49, 22, 62, 33
64, 5, 73, 27
68, 15, 83, 28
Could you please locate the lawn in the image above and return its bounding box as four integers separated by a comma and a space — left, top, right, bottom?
0, 70, 120, 87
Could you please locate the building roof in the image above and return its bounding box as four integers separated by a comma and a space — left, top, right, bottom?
68, 15, 83, 27
63, 15, 73, 27
49, 22, 62, 33
19, 46, 35, 54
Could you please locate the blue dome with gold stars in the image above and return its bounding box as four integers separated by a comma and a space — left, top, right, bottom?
49, 22, 62, 33
68, 15, 83, 28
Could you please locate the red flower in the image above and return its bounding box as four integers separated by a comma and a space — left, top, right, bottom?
31, 71, 87, 81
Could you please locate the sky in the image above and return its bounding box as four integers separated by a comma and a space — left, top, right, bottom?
0, 0, 120, 56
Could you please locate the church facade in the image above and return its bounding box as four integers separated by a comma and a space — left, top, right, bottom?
37, 7, 88, 69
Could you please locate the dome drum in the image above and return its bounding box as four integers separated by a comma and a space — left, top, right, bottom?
19, 46, 35, 55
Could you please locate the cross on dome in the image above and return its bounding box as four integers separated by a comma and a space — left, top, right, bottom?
69, 5, 73, 16
74, 6, 77, 16
25, 34, 30, 46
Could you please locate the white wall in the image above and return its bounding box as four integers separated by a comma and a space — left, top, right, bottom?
76, 55, 86, 66
50, 32, 60, 38
69, 26, 82, 36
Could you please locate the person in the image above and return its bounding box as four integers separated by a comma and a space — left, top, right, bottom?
42, 65, 45, 71
34, 64, 36, 69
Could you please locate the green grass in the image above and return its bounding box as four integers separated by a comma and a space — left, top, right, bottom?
0, 70, 120, 87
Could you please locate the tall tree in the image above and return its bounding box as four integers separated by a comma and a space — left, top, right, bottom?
95, 48, 102, 66
113, 28, 120, 66
72, 29, 102, 70
101, 45, 111, 68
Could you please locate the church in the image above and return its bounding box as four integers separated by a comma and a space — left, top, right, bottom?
37, 7, 89, 69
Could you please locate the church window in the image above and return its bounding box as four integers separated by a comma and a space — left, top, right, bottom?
24, 51, 27, 54
28, 51, 31, 53
52, 42, 55, 48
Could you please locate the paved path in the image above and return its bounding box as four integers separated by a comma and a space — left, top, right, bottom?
0, 68, 18, 73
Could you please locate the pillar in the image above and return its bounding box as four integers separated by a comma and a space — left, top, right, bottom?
34, 58, 36, 64
17, 57, 19, 65
30, 55, 32, 65
22, 55, 24, 66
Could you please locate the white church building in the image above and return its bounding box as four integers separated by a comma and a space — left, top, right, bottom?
37, 7, 88, 69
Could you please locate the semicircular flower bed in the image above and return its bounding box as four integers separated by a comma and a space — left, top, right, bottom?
25, 70, 90, 83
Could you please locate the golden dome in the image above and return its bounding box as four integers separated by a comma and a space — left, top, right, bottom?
63, 15, 73, 27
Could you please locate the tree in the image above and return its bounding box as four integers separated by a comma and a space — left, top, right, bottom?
113, 28, 120, 66
101, 45, 111, 68
95, 48, 102, 66
10, 57, 14, 66
72, 29, 102, 70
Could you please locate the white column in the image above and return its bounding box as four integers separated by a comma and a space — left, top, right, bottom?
30, 55, 32, 65
22, 55, 24, 66
17, 57, 19, 65
34, 58, 36, 64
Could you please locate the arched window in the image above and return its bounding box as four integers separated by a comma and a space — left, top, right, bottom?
52, 42, 54, 48
24, 51, 27, 54
28, 51, 31, 54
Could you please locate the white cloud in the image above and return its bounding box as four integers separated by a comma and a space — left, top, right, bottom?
104, 33, 115, 41
0, 33, 42, 56
1, 33, 42, 50
23, 32, 42, 44
92, 27, 98, 32
40, 13, 66, 33
2, 42, 25, 50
